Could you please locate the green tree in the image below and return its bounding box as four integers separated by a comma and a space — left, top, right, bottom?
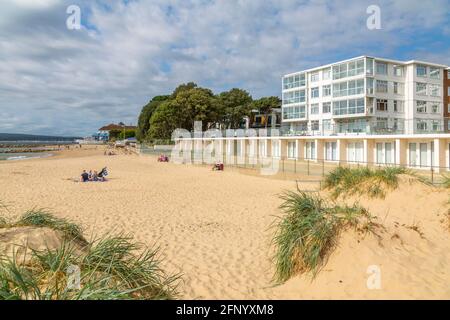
147, 100, 183, 140
217, 89, 253, 129
170, 82, 198, 99
118, 129, 137, 140
172, 87, 219, 131
108, 129, 122, 141
136, 95, 170, 141
250, 96, 281, 127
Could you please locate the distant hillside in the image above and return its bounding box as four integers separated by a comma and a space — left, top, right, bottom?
0, 133, 81, 142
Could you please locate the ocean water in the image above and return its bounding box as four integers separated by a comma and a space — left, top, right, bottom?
0, 152, 53, 161
0, 140, 74, 161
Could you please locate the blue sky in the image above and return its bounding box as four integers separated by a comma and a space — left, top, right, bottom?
0, 0, 449, 136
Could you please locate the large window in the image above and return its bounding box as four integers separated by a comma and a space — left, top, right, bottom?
416, 100, 427, 113
322, 102, 331, 113
325, 142, 337, 161
311, 87, 319, 99
283, 90, 305, 105
416, 65, 427, 77
323, 68, 331, 80
393, 100, 404, 113
323, 85, 331, 97
287, 142, 297, 159
311, 72, 320, 82
333, 98, 365, 116
409, 143, 417, 167
376, 62, 388, 75
366, 78, 374, 94
393, 66, 403, 77
376, 80, 388, 93
347, 142, 364, 163
311, 104, 320, 115
333, 58, 364, 80
431, 103, 441, 114
348, 79, 365, 95
283, 74, 306, 89
336, 119, 367, 133
305, 141, 316, 160
272, 140, 281, 158
323, 119, 332, 131
429, 67, 440, 79
376, 99, 388, 111
429, 84, 440, 96
366, 58, 374, 75
348, 59, 365, 77
311, 120, 320, 131
416, 82, 427, 96
283, 105, 306, 119
416, 121, 428, 132
333, 79, 364, 97
376, 142, 395, 165
393, 82, 403, 94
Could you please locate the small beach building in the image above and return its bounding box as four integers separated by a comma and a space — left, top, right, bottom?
94, 123, 137, 141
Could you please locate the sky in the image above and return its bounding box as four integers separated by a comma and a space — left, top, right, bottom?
0, 0, 449, 136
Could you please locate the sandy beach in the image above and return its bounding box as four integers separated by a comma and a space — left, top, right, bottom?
0, 147, 449, 299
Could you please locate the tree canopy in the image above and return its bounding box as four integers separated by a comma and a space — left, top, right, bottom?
136, 95, 170, 141
136, 82, 279, 141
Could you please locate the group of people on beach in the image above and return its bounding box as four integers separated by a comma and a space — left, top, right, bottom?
80, 167, 108, 182
158, 154, 169, 162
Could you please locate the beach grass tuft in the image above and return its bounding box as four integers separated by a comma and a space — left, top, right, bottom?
442, 174, 450, 189
272, 191, 380, 283
323, 166, 407, 199
0, 213, 180, 300
7, 209, 88, 246
0, 201, 9, 227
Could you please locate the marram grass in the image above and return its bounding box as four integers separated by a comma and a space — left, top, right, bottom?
272, 191, 380, 283
442, 174, 450, 189
323, 166, 407, 199
0, 211, 180, 300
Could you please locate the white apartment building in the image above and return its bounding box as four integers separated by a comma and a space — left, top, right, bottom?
174, 57, 450, 172
282, 56, 449, 136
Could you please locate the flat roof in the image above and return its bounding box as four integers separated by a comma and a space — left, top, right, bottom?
283, 55, 449, 77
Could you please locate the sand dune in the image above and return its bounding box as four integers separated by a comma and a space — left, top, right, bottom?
0, 148, 449, 299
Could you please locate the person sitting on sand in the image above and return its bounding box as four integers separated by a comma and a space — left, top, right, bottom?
80, 170, 89, 182
212, 162, 224, 171
158, 154, 169, 162
98, 167, 108, 181
92, 170, 99, 182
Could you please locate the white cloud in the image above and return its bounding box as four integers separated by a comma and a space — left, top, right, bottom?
0, 0, 449, 136
12, 0, 59, 8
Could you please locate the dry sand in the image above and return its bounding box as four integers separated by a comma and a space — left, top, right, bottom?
0, 147, 449, 299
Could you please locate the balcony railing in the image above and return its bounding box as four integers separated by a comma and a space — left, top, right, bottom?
179, 118, 450, 140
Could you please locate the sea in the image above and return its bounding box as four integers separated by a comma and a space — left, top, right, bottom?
0, 140, 77, 161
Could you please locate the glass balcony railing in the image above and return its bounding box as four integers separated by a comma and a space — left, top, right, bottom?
181, 118, 450, 139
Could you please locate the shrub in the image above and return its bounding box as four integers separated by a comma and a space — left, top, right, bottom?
323, 166, 407, 199
0, 213, 179, 300
442, 175, 450, 189
272, 191, 379, 283
13, 210, 87, 246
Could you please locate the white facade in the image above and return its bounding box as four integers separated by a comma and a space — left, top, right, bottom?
282, 56, 448, 135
